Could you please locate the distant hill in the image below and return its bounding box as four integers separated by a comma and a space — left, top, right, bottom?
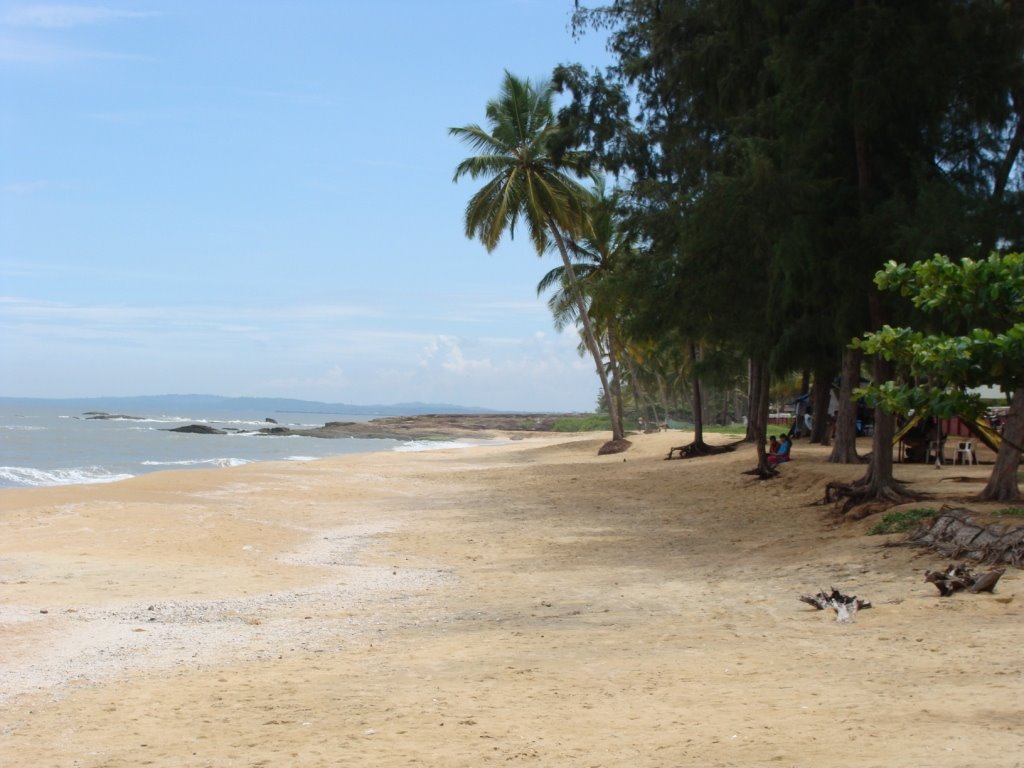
0, 394, 501, 417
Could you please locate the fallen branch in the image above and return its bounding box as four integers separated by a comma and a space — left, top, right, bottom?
923, 562, 1006, 596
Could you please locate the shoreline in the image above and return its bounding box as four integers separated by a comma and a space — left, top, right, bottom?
0, 411, 579, 490
2, 432, 1021, 766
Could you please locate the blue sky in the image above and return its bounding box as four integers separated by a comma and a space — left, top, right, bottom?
0, 1, 614, 411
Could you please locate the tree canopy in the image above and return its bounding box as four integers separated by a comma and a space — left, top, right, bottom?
859, 253, 1024, 500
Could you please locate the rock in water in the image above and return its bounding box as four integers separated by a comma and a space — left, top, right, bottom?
165, 424, 227, 435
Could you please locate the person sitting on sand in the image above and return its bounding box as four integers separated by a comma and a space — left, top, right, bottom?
769, 434, 780, 455
768, 434, 792, 465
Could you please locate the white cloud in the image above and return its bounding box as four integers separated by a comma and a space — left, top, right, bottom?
418, 336, 490, 375
1, 5, 155, 28
0, 33, 145, 62
0, 298, 600, 410
1, 179, 50, 193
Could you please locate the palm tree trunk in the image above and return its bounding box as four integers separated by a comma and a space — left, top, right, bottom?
605, 332, 627, 433
547, 218, 624, 441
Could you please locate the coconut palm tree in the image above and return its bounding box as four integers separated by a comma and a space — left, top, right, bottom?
536, 182, 634, 437
450, 72, 625, 442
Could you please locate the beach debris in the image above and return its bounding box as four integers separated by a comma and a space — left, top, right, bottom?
799, 588, 872, 623
923, 562, 1006, 596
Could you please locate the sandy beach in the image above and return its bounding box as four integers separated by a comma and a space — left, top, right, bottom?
1, 431, 1021, 767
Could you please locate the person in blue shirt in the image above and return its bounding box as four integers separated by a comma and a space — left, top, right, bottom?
768, 434, 792, 465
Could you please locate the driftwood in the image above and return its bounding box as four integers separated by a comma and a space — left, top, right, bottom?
923, 562, 1006, 596
901, 507, 1024, 567
799, 588, 872, 624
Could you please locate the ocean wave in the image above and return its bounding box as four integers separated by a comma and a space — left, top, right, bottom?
392, 440, 473, 453
0, 424, 46, 431
0, 465, 135, 488
140, 458, 253, 468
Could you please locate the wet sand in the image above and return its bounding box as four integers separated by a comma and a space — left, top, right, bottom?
1, 431, 1021, 767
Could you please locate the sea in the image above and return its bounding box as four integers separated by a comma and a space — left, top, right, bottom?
0, 399, 474, 490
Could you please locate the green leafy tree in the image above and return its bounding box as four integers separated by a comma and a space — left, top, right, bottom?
450, 72, 625, 443
566, 0, 1024, 489
859, 253, 1024, 501
562, 2, 786, 471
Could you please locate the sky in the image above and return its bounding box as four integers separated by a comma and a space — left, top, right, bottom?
0, 1, 616, 412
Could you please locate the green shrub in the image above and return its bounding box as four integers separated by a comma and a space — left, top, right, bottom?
704, 423, 749, 435
867, 507, 939, 535
993, 507, 1024, 517
550, 414, 614, 432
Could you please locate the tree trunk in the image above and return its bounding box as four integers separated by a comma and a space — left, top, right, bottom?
744, 357, 773, 476
978, 387, 1024, 501
657, 373, 671, 426
856, 286, 909, 498
856, 351, 911, 500
605, 333, 627, 435
690, 342, 707, 448
829, 346, 863, 463
547, 219, 624, 441
809, 364, 834, 445
745, 357, 762, 442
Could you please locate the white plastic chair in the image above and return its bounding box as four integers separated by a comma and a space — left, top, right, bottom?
954, 441, 977, 465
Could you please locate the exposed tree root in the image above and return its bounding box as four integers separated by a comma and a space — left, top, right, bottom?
742, 465, 779, 480
822, 478, 924, 515
598, 438, 632, 456
665, 440, 738, 460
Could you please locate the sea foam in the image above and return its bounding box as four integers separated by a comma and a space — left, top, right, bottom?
393, 440, 473, 452
0, 465, 135, 488
141, 458, 252, 468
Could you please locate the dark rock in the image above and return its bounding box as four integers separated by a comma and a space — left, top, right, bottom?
165, 424, 227, 435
